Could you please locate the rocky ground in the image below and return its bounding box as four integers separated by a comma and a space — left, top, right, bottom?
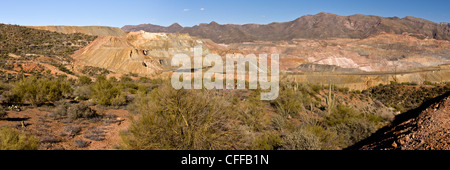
348, 92, 450, 150
0, 106, 130, 150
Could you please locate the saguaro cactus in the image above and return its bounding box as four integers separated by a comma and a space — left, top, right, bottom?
326, 83, 335, 115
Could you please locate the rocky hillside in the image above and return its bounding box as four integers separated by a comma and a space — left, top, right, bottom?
71, 31, 211, 76
0, 24, 97, 80
27, 26, 126, 36
224, 33, 450, 72
0, 24, 96, 59
348, 91, 450, 150
122, 12, 450, 44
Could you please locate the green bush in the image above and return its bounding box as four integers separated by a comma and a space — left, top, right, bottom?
90, 75, 125, 106
110, 92, 127, 106
120, 76, 133, 82
139, 77, 150, 83
272, 89, 304, 118
310, 84, 322, 93
0, 127, 38, 150
390, 104, 404, 113
52, 64, 74, 75
236, 93, 265, 131
423, 81, 433, 85
250, 131, 281, 150
67, 103, 99, 120
279, 129, 321, 150
326, 105, 380, 147
81, 66, 110, 77
271, 82, 313, 119
121, 82, 251, 150
369, 84, 448, 112
331, 118, 377, 146
305, 125, 340, 150
78, 76, 92, 85
50, 102, 99, 121
326, 105, 358, 126
73, 85, 91, 101
10, 76, 72, 106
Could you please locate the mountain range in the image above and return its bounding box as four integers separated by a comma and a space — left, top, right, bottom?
122, 12, 450, 44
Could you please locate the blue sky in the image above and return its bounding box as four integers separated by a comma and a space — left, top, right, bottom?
0, 0, 448, 27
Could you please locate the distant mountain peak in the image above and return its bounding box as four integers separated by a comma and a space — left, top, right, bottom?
122, 23, 183, 33
169, 23, 182, 27
209, 21, 219, 25
317, 12, 334, 15
122, 13, 450, 43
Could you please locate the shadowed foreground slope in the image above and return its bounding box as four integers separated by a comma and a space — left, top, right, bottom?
347, 91, 450, 150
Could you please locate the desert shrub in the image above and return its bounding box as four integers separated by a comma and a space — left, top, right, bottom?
271, 102, 384, 150
331, 118, 377, 146
310, 84, 322, 93
236, 93, 265, 131
423, 81, 433, 85
50, 102, 99, 120
78, 76, 92, 85
121, 82, 252, 150
84, 128, 105, 141
390, 104, 404, 113
50, 102, 70, 119
110, 92, 127, 106
128, 72, 139, 77
81, 66, 110, 77
304, 125, 340, 150
39, 135, 60, 144
326, 105, 359, 126
118, 80, 140, 95
139, 77, 150, 83
52, 63, 74, 75
63, 125, 81, 137
10, 76, 72, 106
74, 139, 90, 148
84, 134, 105, 141
272, 82, 313, 119
279, 129, 321, 150
326, 105, 380, 147
272, 89, 304, 118
90, 75, 126, 106
120, 76, 133, 82
73, 85, 91, 101
67, 103, 98, 120
0, 106, 7, 119
250, 131, 281, 150
271, 114, 287, 131
126, 92, 149, 115
122, 81, 139, 90
369, 84, 449, 112
108, 77, 118, 82
0, 82, 10, 94
0, 127, 38, 150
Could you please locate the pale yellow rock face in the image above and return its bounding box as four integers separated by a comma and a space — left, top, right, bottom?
72, 31, 211, 76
